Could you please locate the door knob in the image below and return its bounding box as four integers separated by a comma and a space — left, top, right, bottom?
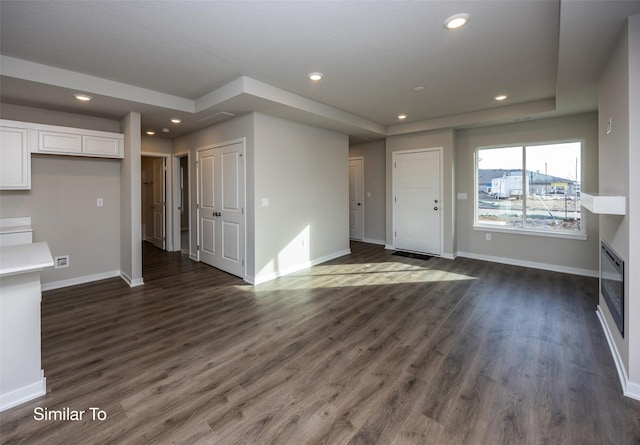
434, 206, 439, 211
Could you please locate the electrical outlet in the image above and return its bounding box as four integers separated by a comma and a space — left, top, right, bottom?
55, 255, 70, 269
97, 198, 104, 207
486, 233, 492, 241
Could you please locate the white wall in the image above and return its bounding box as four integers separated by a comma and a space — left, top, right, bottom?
173, 113, 256, 274
598, 14, 640, 398
628, 12, 640, 393
253, 113, 350, 284
349, 140, 386, 244
0, 104, 122, 288
142, 136, 173, 155
173, 112, 350, 284
456, 113, 599, 275
119, 112, 142, 287
0, 156, 121, 286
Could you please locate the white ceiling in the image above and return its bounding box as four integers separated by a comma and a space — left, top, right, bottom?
1, 0, 639, 142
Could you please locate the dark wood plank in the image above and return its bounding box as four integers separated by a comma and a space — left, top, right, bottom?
1, 241, 640, 445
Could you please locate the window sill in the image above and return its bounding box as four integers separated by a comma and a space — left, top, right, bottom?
473, 225, 588, 241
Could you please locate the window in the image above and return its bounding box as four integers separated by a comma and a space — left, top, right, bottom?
475, 141, 583, 237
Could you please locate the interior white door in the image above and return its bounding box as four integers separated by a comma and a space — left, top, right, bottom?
198, 141, 245, 278
349, 158, 364, 240
393, 149, 441, 255
151, 157, 166, 250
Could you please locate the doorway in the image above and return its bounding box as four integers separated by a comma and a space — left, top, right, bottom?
392, 148, 442, 255
197, 139, 246, 278
349, 157, 364, 240
141, 155, 168, 250
173, 153, 190, 255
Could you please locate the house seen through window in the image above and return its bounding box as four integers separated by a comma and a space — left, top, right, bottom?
475, 141, 583, 236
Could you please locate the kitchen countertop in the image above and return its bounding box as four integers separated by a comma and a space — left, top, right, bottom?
0, 242, 53, 278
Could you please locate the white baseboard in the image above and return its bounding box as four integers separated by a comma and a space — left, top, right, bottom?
253, 249, 351, 285
596, 306, 640, 401
0, 372, 46, 412
384, 244, 395, 250
456, 251, 598, 278
120, 271, 144, 288
42, 270, 121, 291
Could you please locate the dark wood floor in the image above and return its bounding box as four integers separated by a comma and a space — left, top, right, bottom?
1, 241, 639, 444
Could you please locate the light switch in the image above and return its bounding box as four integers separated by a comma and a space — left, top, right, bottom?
367, 192, 371, 198
97, 198, 104, 207
261, 198, 269, 207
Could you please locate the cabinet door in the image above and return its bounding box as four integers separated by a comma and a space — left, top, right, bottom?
83, 135, 122, 157
0, 126, 31, 189
39, 130, 82, 154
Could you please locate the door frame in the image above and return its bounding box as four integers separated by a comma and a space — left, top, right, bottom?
195, 138, 247, 278
172, 150, 191, 255
348, 156, 365, 241
391, 147, 444, 255
141, 152, 172, 251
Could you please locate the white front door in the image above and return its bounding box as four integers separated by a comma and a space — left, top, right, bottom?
393, 148, 441, 255
349, 157, 364, 240
198, 140, 245, 278
151, 157, 166, 250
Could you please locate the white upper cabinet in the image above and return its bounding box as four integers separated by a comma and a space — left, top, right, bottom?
39, 130, 82, 154
1, 119, 124, 190
34, 125, 123, 158
0, 125, 32, 190
82, 135, 122, 157
0, 120, 123, 159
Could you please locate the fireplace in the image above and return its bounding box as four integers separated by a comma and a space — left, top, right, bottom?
601, 240, 624, 337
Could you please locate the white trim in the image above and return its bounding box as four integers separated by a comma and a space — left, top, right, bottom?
253, 249, 351, 285
473, 140, 587, 239
385, 244, 395, 250
120, 270, 145, 287
596, 306, 640, 401
172, 152, 191, 253
456, 251, 598, 277
41, 270, 121, 291
0, 372, 46, 412
473, 225, 588, 241
141, 152, 172, 252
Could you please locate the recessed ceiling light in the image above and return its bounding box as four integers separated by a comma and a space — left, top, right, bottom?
398, 114, 407, 120
74, 94, 92, 102
495, 94, 508, 101
444, 13, 470, 30
308, 72, 323, 81
146, 131, 155, 135
414, 86, 425, 92
171, 118, 182, 124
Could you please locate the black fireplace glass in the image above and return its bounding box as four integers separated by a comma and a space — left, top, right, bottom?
601, 240, 624, 337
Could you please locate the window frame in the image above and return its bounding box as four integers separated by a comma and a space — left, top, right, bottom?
473, 139, 587, 240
